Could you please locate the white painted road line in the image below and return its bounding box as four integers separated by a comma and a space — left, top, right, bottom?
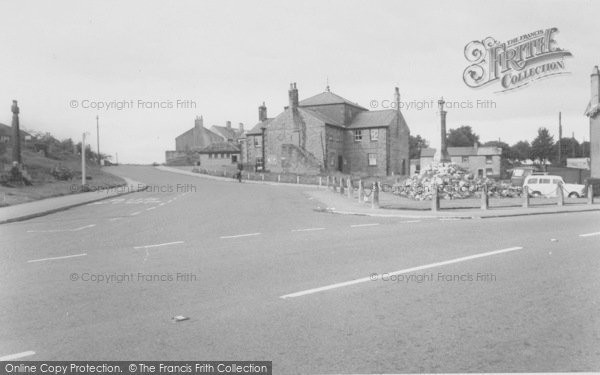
350, 223, 379, 228
133, 241, 184, 249
146, 207, 157, 211
27, 224, 96, 233
280, 246, 524, 299
220, 233, 261, 239
579, 231, 600, 237
400, 220, 421, 223
28, 253, 87, 263
291, 227, 326, 232
130, 211, 141, 216
0, 350, 36, 361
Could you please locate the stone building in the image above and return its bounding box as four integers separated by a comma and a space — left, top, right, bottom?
210, 121, 245, 142
244, 83, 410, 176
419, 145, 502, 178
165, 116, 230, 163
196, 141, 241, 169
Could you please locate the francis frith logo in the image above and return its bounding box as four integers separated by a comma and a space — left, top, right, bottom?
463, 27, 572, 92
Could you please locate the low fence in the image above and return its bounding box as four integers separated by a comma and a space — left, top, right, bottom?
186, 167, 597, 211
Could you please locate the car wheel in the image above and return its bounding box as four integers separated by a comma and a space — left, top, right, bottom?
531, 191, 542, 198
568, 192, 580, 198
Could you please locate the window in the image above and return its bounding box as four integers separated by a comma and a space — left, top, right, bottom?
231, 155, 238, 163
552, 178, 561, 184
370, 129, 378, 142
208, 153, 212, 159
328, 135, 333, 143
368, 153, 377, 166
462, 156, 469, 163
486, 155, 493, 164
354, 130, 362, 142
221, 153, 225, 159
540, 178, 551, 184
486, 168, 493, 176
528, 178, 538, 184
254, 136, 261, 147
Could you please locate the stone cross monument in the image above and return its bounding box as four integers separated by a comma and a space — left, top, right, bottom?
433, 97, 450, 164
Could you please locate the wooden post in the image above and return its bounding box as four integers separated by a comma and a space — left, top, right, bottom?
332, 177, 337, 192
557, 182, 564, 206
326, 176, 330, 188
522, 185, 530, 208
261, 174, 264, 181
358, 180, 364, 204
347, 177, 353, 199
339, 177, 344, 194
588, 184, 594, 204
247, 172, 250, 180
480, 184, 489, 210
431, 183, 440, 212
371, 181, 379, 209
297, 175, 300, 184
319, 176, 322, 188
278, 174, 281, 183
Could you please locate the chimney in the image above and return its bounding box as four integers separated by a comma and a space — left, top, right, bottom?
592, 66, 600, 107
394, 87, 400, 112
238, 122, 244, 133
226, 121, 231, 129
258, 102, 267, 122
288, 82, 299, 109
194, 115, 203, 129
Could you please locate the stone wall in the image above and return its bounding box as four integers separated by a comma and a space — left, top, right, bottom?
343, 127, 388, 176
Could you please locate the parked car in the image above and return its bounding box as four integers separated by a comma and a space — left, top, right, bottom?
523, 175, 585, 198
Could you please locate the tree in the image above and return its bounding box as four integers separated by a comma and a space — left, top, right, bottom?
530, 127, 554, 164
509, 140, 531, 162
551, 137, 580, 166
447, 125, 480, 147
580, 141, 590, 158
409, 134, 429, 159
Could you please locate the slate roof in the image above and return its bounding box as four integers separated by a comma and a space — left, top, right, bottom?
210, 125, 244, 141
299, 91, 366, 110
420, 146, 501, 157
246, 119, 273, 136
347, 110, 397, 129
176, 126, 223, 149
0, 123, 32, 138
197, 141, 240, 154
299, 108, 343, 127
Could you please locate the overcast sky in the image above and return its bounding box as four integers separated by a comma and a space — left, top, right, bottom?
1, 0, 599, 163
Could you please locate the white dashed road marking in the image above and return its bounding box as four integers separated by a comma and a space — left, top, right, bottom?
27, 224, 96, 233
220, 233, 261, 239
146, 207, 157, 211
291, 227, 326, 232
280, 246, 524, 299
28, 253, 87, 263
0, 351, 36, 361
133, 241, 184, 249
350, 223, 379, 228
130, 211, 141, 216
579, 231, 600, 237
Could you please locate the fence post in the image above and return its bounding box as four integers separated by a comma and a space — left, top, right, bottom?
371, 181, 379, 209
522, 186, 530, 208
431, 183, 440, 212
224, 170, 227, 177
588, 184, 594, 205
319, 176, 322, 188
261, 174, 264, 182
358, 180, 364, 204
296, 175, 300, 184
247, 172, 250, 180
557, 182, 564, 206
339, 177, 344, 194
278, 174, 281, 183
332, 177, 337, 192
326, 176, 330, 189
480, 184, 489, 210
347, 177, 353, 199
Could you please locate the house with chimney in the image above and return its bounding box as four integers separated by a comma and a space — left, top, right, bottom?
165, 116, 242, 165
244, 83, 410, 176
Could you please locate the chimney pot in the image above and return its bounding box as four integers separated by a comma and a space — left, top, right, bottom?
288, 82, 299, 109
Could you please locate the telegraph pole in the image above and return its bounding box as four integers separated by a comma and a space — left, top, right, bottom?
96, 115, 101, 166
81, 132, 87, 186
558, 112, 562, 166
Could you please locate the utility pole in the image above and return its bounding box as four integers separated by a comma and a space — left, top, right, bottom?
11, 100, 21, 165
96, 115, 101, 166
558, 112, 562, 166
81, 132, 87, 186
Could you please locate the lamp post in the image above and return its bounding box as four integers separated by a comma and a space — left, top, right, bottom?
96, 115, 101, 166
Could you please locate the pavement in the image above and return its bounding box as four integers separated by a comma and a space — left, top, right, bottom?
0, 175, 146, 224
1, 165, 599, 373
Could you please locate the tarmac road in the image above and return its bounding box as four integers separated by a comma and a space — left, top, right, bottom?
1, 166, 599, 373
